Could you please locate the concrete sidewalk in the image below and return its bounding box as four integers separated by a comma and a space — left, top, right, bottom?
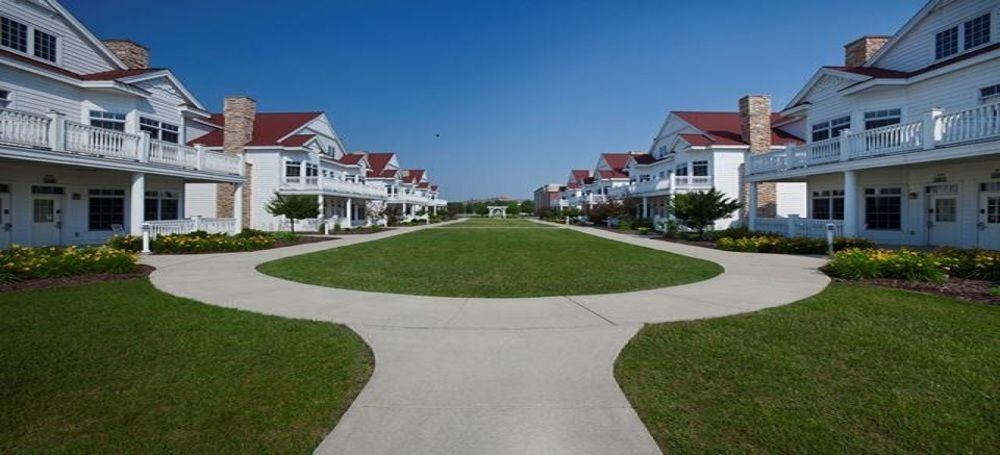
143, 222, 828, 454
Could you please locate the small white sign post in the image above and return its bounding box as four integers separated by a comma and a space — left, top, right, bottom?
825, 223, 836, 256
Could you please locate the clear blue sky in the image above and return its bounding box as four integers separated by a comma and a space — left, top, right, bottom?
66, 0, 923, 200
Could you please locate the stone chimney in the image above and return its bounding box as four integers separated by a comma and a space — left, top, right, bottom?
102, 39, 149, 69
217, 96, 256, 227
844, 36, 890, 67
739, 95, 772, 154
222, 96, 256, 155
738, 95, 776, 218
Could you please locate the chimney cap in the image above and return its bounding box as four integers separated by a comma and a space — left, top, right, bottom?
843, 35, 892, 49
225, 95, 257, 102
102, 39, 149, 50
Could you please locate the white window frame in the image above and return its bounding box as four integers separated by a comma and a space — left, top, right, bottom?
931, 9, 996, 62
810, 115, 851, 142
32, 27, 57, 63
979, 83, 1000, 104
691, 160, 709, 177
89, 110, 127, 131
284, 160, 302, 183
0, 16, 60, 65
811, 189, 845, 221
139, 117, 180, 143
863, 108, 902, 130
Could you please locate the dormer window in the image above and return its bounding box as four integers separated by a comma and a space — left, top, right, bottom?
935, 13, 992, 61
935, 27, 959, 59
964, 13, 991, 50
1, 17, 28, 53
33, 29, 56, 62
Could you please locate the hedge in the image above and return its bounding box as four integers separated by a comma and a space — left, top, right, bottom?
0, 245, 136, 284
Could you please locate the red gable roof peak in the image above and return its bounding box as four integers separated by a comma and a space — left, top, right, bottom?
190, 112, 322, 147
673, 111, 803, 147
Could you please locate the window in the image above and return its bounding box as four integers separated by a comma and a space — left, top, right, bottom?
139, 117, 179, 143
864, 109, 901, 130
88, 189, 124, 231
144, 190, 179, 221
33, 29, 56, 62
935, 26, 959, 59
810, 116, 851, 142
812, 190, 845, 220
675, 164, 688, 176
933, 198, 957, 222
1, 17, 27, 53
980, 84, 1000, 104
692, 160, 709, 177
89, 111, 126, 131
657, 145, 667, 157
285, 161, 301, 182
32, 199, 54, 222
864, 187, 902, 230
964, 13, 991, 50
0, 88, 10, 108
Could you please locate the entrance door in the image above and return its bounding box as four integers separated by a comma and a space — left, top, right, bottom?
979, 187, 1000, 250
928, 194, 960, 246
31, 194, 62, 246
0, 191, 11, 248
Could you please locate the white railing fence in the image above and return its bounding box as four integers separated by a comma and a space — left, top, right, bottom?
0, 108, 50, 148
0, 108, 242, 176
144, 217, 240, 238
753, 216, 844, 238
846, 121, 922, 159
937, 101, 1000, 145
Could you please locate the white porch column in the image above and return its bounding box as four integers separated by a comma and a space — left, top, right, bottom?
129, 172, 145, 235
402, 203, 408, 217
843, 170, 858, 237
747, 182, 758, 231
641, 197, 648, 219
344, 198, 353, 228
433, 205, 438, 215
233, 182, 244, 232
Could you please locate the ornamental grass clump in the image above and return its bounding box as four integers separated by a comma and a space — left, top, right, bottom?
931, 247, 1000, 282
826, 248, 949, 282
0, 245, 136, 283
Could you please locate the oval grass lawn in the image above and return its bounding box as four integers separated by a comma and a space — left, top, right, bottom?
258, 225, 721, 297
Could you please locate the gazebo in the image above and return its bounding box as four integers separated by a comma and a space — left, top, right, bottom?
487, 206, 508, 219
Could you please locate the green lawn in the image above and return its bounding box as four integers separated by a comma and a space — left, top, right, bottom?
0, 279, 372, 453
615, 283, 999, 453
440, 218, 549, 227
259, 226, 720, 297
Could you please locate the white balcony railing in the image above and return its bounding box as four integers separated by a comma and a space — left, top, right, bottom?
0, 108, 50, 148
283, 176, 388, 198
0, 108, 242, 176
145, 217, 238, 238
747, 102, 1000, 176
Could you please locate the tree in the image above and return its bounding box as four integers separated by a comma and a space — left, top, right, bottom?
365, 201, 387, 226
264, 192, 318, 233
519, 200, 534, 215
671, 189, 742, 239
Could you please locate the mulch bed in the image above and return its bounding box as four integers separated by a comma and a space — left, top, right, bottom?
847, 277, 999, 305
0, 264, 155, 293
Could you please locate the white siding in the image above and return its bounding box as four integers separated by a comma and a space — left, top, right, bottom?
873, 0, 999, 72
185, 120, 217, 145
776, 182, 807, 217
0, 0, 118, 75
244, 150, 284, 230
710, 151, 744, 229
0, 160, 185, 246
0, 65, 81, 114
183, 183, 217, 218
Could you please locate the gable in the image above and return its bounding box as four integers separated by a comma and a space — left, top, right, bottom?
3, 0, 123, 75
869, 0, 997, 72
799, 73, 858, 105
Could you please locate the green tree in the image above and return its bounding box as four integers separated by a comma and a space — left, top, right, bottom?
671, 189, 742, 239
264, 193, 318, 233
519, 200, 534, 215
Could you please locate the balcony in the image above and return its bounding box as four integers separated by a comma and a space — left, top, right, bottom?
747, 101, 1000, 177
609, 176, 713, 198
0, 108, 243, 176
281, 176, 387, 199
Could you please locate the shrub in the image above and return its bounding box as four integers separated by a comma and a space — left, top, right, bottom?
0, 245, 137, 283
271, 231, 299, 242
618, 218, 633, 231
637, 227, 650, 235
714, 233, 874, 255
672, 189, 742, 239
833, 237, 876, 251
930, 248, 999, 282
107, 231, 276, 254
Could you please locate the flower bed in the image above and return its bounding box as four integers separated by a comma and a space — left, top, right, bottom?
825, 248, 999, 283
716, 235, 875, 255
0, 245, 137, 284
108, 230, 276, 254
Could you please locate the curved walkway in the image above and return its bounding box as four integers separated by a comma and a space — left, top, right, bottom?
143, 222, 829, 454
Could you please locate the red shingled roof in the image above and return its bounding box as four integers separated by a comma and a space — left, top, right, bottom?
362, 152, 395, 174
417, 182, 430, 189
674, 112, 803, 146
79, 68, 163, 80
631, 153, 657, 165
401, 175, 417, 184
405, 169, 425, 182
338, 153, 366, 165
280, 134, 314, 147
582, 177, 595, 184
600, 153, 633, 171
566, 183, 581, 189
570, 170, 591, 182
597, 169, 629, 179
188, 112, 322, 147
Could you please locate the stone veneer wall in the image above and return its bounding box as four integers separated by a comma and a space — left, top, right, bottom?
216, 96, 256, 227
739, 95, 776, 218
844, 36, 890, 68
102, 40, 149, 69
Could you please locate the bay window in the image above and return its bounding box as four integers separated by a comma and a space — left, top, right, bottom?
692, 160, 709, 177
285, 161, 302, 183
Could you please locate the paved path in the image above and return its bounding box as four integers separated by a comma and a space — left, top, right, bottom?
143, 222, 829, 454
